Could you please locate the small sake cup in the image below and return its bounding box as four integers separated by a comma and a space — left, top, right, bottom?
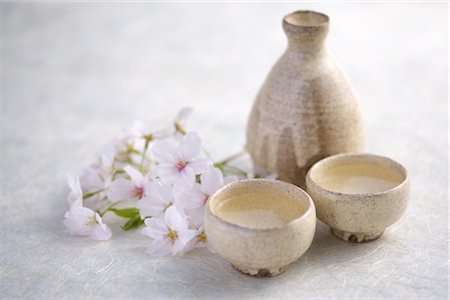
204, 179, 316, 277
306, 153, 409, 243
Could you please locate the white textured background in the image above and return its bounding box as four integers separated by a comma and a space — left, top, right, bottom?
0, 2, 448, 299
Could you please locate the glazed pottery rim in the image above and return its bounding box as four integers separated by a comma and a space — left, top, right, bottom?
207, 178, 315, 232
283, 10, 330, 28
306, 153, 409, 198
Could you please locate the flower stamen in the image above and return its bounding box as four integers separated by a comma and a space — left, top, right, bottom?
176, 160, 187, 171
167, 230, 177, 242
84, 216, 97, 228
198, 232, 207, 242
134, 186, 145, 199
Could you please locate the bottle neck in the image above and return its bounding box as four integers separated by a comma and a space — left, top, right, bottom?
282, 10, 329, 56
286, 39, 326, 55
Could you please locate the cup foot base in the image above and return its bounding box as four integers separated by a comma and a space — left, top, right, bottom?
231, 264, 289, 277
330, 228, 383, 243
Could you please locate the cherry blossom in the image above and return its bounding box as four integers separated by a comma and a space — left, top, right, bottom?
80, 152, 114, 198
106, 165, 151, 202
63, 201, 112, 241
67, 174, 83, 205
152, 132, 211, 193
141, 206, 197, 256
176, 166, 236, 228
180, 226, 208, 254
136, 182, 174, 219
172, 107, 192, 136
128, 120, 172, 141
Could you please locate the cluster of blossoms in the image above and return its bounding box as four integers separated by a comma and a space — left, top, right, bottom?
63, 108, 275, 256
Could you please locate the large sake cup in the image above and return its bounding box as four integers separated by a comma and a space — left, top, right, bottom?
306, 153, 409, 243
204, 179, 316, 277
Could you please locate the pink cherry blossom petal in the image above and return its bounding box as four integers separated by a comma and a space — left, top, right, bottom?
146, 239, 172, 257
174, 107, 193, 124
105, 178, 135, 201
173, 167, 195, 193
137, 196, 168, 218
155, 164, 180, 182
175, 183, 206, 210
123, 165, 144, 185
142, 217, 169, 239
91, 223, 112, 241
164, 206, 188, 232
177, 229, 197, 246
63, 205, 95, 236
184, 206, 205, 229
179, 132, 202, 161
188, 157, 211, 174
152, 140, 179, 164
201, 166, 224, 196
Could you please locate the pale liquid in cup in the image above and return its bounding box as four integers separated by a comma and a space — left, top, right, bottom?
215, 192, 305, 229
317, 163, 404, 194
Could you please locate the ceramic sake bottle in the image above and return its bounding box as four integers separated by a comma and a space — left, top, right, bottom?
247, 10, 365, 188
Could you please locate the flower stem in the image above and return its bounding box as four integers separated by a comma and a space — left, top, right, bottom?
83, 189, 105, 199
216, 149, 246, 165
140, 137, 151, 167
100, 201, 120, 217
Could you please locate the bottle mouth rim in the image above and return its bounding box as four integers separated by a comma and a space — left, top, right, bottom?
283, 10, 329, 28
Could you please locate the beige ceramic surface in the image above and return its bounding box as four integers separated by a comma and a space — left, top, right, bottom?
306, 153, 409, 243
204, 179, 316, 277
246, 10, 365, 188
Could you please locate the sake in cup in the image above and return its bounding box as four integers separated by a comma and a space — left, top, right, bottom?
306, 153, 409, 243
204, 179, 316, 277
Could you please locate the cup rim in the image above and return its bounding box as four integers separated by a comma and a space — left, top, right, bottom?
206, 178, 315, 232
306, 153, 409, 198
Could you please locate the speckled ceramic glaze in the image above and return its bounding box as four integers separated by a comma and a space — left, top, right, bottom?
306, 153, 409, 242
204, 179, 316, 277
246, 10, 364, 188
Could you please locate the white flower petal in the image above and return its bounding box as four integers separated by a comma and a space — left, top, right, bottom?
156, 182, 174, 203
80, 166, 103, 192
188, 157, 211, 174
173, 167, 195, 194
177, 229, 197, 245
137, 196, 167, 218
201, 166, 224, 196
171, 239, 189, 255
67, 174, 81, 193
184, 207, 205, 229
123, 165, 144, 185
146, 239, 172, 257
174, 107, 193, 123
175, 183, 205, 210
105, 178, 135, 202
152, 140, 179, 164
179, 132, 202, 161
90, 223, 112, 241
67, 174, 83, 205
63, 205, 95, 236
154, 164, 179, 183
164, 206, 188, 232
142, 217, 168, 239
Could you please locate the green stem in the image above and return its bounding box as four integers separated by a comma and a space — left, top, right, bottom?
216, 149, 246, 165
140, 138, 151, 167
99, 201, 120, 217
214, 162, 247, 177
83, 189, 105, 199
